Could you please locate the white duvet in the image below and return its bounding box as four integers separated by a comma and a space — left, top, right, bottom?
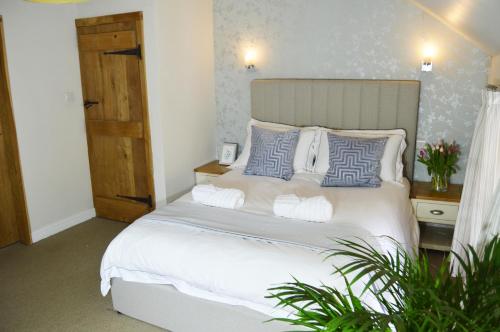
100, 170, 418, 317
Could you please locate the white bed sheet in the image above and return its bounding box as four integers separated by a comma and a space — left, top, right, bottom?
100, 170, 418, 318
213, 170, 418, 252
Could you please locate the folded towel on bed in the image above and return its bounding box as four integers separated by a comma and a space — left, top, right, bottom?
273, 194, 333, 222
192, 184, 245, 209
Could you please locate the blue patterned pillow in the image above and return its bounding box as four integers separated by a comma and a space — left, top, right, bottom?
244, 126, 300, 181
321, 133, 387, 187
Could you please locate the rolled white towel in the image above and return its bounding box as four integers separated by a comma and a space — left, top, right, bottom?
273, 194, 333, 222
192, 184, 245, 209
192, 184, 218, 202
273, 194, 301, 217
294, 196, 333, 222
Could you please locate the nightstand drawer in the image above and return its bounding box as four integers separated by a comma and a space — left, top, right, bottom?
195, 173, 219, 185
415, 201, 458, 225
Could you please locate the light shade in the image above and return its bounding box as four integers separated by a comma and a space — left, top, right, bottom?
25, 0, 88, 3
244, 48, 257, 71
244, 49, 256, 65
422, 43, 436, 58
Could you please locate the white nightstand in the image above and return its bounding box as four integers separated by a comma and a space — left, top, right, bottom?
410, 182, 463, 251
193, 160, 230, 185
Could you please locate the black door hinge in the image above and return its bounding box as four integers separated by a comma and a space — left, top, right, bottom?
84, 100, 99, 109
104, 44, 142, 59
116, 194, 152, 208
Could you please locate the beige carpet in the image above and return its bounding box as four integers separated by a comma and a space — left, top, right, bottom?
0, 218, 163, 332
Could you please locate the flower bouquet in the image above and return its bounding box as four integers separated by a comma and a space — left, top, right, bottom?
418, 140, 460, 192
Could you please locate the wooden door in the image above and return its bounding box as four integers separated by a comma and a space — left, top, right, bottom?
0, 16, 31, 247
76, 12, 155, 222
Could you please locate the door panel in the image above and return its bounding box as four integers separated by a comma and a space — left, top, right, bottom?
0, 119, 19, 246
76, 12, 154, 223
78, 21, 135, 35
0, 16, 31, 247
87, 120, 144, 138
78, 31, 136, 52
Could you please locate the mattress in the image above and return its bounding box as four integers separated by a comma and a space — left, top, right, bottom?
100, 170, 418, 317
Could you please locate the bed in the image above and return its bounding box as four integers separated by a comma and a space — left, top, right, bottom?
102, 79, 421, 331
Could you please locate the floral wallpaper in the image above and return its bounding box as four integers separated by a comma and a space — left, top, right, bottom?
214, 0, 489, 183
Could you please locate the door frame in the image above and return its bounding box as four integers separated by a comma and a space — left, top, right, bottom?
75, 12, 156, 221
0, 16, 32, 244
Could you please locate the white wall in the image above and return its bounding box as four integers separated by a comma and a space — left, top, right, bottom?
156, 0, 216, 201
0, 1, 94, 241
489, 54, 500, 86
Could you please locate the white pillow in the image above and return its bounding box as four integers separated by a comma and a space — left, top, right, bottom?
314, 128, 407, 183
230, 119, 319, 173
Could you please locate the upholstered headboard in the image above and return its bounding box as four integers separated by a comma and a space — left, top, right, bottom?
251, 79, 420, 180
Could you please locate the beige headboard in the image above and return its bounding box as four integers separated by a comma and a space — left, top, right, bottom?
251, 79, 420, 180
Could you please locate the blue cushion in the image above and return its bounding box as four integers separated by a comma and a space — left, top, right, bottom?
244, 126, 300, 181
321, 133, 387, 187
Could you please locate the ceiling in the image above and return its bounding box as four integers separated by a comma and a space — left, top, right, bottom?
411, 0, 500, 55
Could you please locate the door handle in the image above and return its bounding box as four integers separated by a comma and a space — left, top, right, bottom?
84, 100, 99, 109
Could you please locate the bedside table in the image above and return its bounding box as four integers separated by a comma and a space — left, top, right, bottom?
193, 160, 230, 185
410, 181, 463, 251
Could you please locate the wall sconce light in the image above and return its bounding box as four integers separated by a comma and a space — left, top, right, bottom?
25, 0, 88, 3
244, 48, 257, 71
421, 43, 436, 72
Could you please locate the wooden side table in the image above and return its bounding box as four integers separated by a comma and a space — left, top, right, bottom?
193, 160, 230, 185
410, 181, 463, 251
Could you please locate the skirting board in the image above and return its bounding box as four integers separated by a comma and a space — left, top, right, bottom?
31, 208, 96, 243
166, 188, 191, 204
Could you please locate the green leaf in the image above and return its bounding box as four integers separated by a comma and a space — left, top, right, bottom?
267, 235, 500, 332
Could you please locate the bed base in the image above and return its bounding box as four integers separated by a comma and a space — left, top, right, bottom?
111, 278, 290, 332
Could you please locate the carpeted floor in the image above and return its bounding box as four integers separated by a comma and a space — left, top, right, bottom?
0, 218, 163, 332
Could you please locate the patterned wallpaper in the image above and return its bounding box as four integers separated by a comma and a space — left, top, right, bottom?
214, 0, 489, 183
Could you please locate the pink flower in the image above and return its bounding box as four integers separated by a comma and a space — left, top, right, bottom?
447, 143, 459, 154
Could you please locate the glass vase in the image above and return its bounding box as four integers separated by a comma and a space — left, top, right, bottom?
431, 172, 448, 192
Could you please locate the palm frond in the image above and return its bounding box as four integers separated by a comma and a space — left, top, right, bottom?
267, 235, 500, 332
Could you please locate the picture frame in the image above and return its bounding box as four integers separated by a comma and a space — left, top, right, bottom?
219, 143, 238, 166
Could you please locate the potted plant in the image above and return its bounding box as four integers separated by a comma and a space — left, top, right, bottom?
417, 140, 460, 192
267, 236, 499, 331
